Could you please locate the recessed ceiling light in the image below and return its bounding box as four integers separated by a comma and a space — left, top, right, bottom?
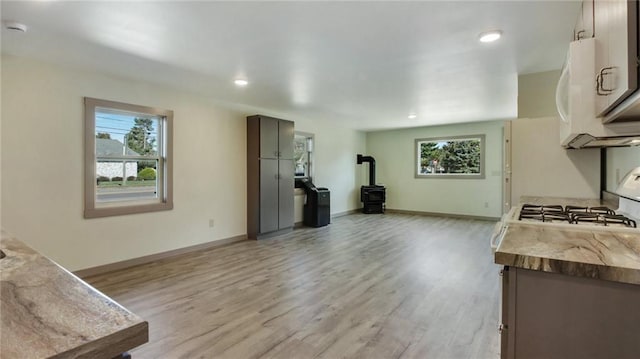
3, 21, 28, 33
479, 30, 502, 43
234, 79, 248, 86
408, 114, 417, 119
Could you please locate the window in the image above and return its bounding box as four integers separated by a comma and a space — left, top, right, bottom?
84, 97, 173, 218
415, 135, 485, 179
294, 132, 314, 179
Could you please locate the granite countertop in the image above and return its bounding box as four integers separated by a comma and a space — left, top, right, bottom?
0, 231, 148, 358
495, 223, 640, 285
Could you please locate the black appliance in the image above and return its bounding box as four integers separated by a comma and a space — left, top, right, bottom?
297, 178, 330, 227
357, 154, 386, 214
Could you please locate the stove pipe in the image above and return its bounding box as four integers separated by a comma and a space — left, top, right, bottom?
357, 154, 376, 186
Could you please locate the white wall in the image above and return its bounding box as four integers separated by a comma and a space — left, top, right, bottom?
1, 55, 365, 271
518, 70, 561, 119
1, 55, 247, 270
511, 70, 600, 204
293, 120, 367, 223
365, 121, 504, 218
510, 117, 600, 203
293, 117, 367, 216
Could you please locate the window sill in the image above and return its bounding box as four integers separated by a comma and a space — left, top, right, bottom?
84, 202, 173, 218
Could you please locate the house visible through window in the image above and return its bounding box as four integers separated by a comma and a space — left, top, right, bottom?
415, 135, 485, 179
84, 97, 173, 218
294, 132, 314, 179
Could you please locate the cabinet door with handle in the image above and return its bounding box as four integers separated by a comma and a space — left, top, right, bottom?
259, 159, 279, 233
278, 120, 294, 160
278, 160, 294, 229
500, 266, 517, 359
574, 0, 594, 40
595, 0, 638, 118
259, 117, 280, 159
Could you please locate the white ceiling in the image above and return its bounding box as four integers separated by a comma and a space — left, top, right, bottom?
1, 1, 580, 131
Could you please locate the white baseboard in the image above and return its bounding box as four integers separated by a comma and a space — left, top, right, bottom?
75, 234, 247, 278
385, 208, 500, 222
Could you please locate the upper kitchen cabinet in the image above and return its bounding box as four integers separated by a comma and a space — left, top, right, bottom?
574, 0, 594, 40
257, 115, 294, 160
594, 0, 638, 119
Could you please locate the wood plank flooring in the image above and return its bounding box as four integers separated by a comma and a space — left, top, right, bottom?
86, 213, 500, 359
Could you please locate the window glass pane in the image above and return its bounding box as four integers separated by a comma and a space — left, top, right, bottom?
294, 135, 309, 177
416, 136, 483, 177
96, 160, 158, 203
95, 108, 160, 157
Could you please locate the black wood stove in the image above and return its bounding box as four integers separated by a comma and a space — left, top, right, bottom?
357, 154, 386, 214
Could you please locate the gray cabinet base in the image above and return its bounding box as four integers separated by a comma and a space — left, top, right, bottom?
501, 266, 640, 359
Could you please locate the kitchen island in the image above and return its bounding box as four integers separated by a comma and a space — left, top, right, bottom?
494, 198, 640, 359
0, 231, 148, 358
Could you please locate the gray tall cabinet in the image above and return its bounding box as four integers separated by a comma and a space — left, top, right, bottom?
247, 115, 294, 239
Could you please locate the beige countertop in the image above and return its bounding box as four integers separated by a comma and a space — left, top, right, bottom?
495, 222, 640, 286
0, 231, 148, 358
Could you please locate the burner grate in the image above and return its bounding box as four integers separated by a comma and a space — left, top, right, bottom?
519, 204, 570, 223
602, 214, 637, 228
571, 213, 600, 224
589, 206, 616, 215
565, 205, 588, 214
518, 204, 637, 228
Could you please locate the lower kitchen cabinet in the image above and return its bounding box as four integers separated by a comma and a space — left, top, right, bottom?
258, 159, 294, 233
276, 160, 294, 229
259, 159, 279, 233
500, 266, 640, 359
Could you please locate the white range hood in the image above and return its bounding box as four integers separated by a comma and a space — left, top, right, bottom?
556, 38, 640, 149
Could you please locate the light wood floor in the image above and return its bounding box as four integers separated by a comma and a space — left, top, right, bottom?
87, 213, 500, 359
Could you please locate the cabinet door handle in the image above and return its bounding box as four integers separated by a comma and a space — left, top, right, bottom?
274, 151, 279, 157
596, 72, 603, 95
596, 66, 615, 96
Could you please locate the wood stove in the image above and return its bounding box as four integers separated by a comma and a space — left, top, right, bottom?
357, 154, 386, 214
361, 185, 386, 214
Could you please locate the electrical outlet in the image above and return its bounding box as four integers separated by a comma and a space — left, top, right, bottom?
209, 219, 215, 228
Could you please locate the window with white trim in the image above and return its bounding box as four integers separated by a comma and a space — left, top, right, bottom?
415, 135, 485, 179
84, 97, 173, 218
294, 132, 314, 179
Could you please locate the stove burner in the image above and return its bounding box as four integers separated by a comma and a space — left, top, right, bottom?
543, 205, 564, 213
519, 204, 570, 222
589, 207, 616, 215
602, 214, 637, 228
522, 204, 565, 213
519, 204, 637, 228
565, 205, 588, 213
571, 213, 600, 224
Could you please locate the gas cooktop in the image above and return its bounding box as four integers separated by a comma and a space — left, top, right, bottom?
518, 204, 637, 228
